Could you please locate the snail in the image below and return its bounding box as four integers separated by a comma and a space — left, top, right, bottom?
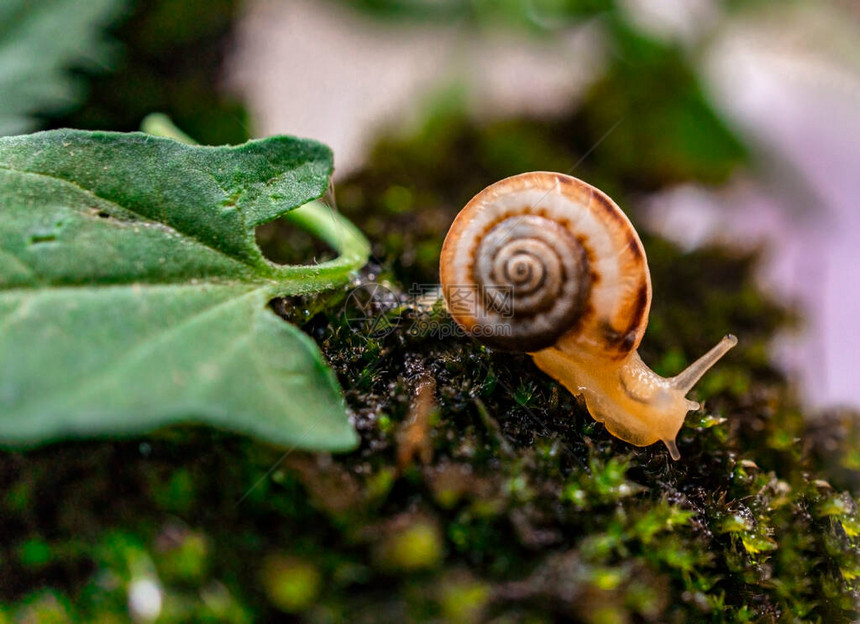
439, 172, 736, 460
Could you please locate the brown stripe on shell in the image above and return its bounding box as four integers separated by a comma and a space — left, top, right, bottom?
624, 232, 646, 265
596, 277, 650, 358
622, 282, 650, 343
589, 189, 630, 231
577, 235, 602, 285
575, 234, 595, 260
599, 322, 628, 353
590, 185, 650, 356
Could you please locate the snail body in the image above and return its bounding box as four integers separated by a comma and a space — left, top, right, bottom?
440, 172, 736, 460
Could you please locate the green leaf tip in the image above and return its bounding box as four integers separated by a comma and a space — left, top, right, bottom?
0, 128, 368, 451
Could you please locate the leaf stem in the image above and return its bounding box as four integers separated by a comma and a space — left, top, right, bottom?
270, 201, 371, 296
141, 113, 197, 145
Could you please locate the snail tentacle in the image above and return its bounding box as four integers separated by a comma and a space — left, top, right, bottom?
671, 334, 738, 393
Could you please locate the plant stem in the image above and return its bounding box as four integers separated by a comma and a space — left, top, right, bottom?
270, 201, 370, 295
141, 113, 197, 145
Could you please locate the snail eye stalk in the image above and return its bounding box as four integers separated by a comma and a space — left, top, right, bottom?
671, 334, 738, 394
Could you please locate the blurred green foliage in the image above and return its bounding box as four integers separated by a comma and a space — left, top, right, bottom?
579, 22, 747, 187
0, 0, 126, 135
337, 0, 614, 29
50, 0, 249, 145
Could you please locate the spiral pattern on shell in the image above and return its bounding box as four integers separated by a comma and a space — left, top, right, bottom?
465, 213, 589, 350
440, 172, 652, 356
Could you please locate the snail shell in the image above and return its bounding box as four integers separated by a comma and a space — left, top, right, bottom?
440, 172, 650, 355
440, 172, 736, 460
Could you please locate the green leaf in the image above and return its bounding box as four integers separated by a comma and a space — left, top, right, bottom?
0, 0, 126, 135
0, 129, 370, 450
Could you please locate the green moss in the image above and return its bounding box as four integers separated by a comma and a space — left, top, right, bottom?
376, 518, 445, 571
155, 528, 209, 584
10, 591, 73, 624
16, 539, 52, 569
260, 555, 322, 613
438, 574, 491, 624
149, 468, 195, 514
